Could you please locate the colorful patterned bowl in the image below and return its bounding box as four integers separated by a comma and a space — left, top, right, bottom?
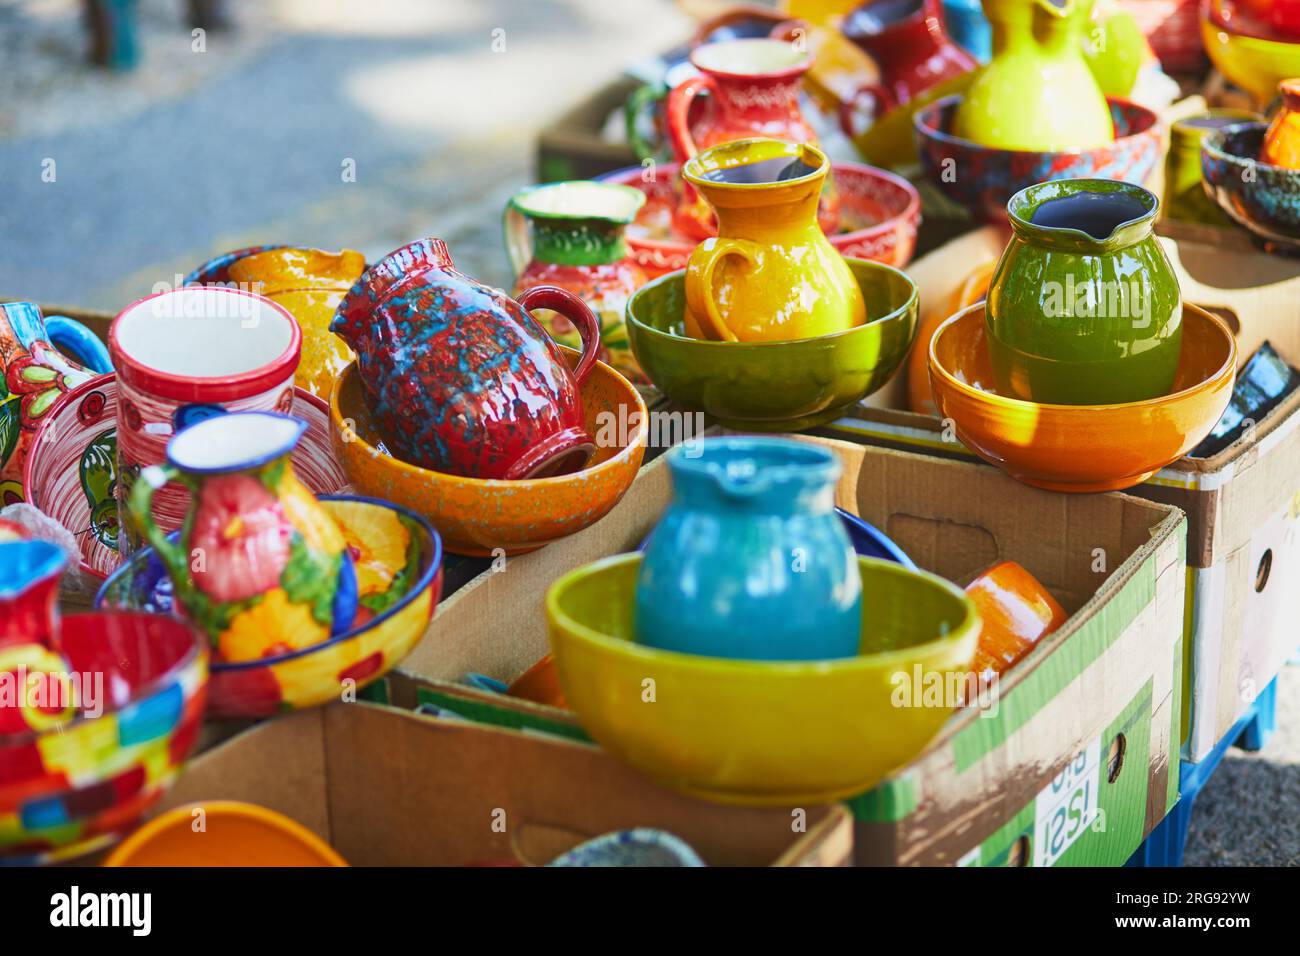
0, 611, 208, 864
105, 801, 348, 866
1202, 122, 1300, 252
1202, 0, 1300, 104
329, 349, 647, 557
913, 96, 1162, 222
95, 496, 442, 717
23, 374, 348, 582
626, 258, 918, 431
928, 303, 1236, 492
545, 554, 979, 806
598, 161, 921, 278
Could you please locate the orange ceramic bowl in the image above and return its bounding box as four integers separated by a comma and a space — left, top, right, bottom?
105, 801, 347, 866
928, 303, 1236, 492
330, 349, 648, 556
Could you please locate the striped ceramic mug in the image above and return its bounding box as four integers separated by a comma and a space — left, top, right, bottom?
108, 286, 301, 553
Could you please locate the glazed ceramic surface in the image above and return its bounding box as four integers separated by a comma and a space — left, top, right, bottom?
0, 538, 62, 650
513, 507, 913, 711
0, 302, 111, 507
627, 257, 917, 431
331, 238, 602, 480
212, 246, 366, 400
601, 159, 920, 277
105, 802, 347, 866
944, 0, 993, 60
965, 560, 1066, 677
986, 179, 1182, 405
955, 0, 1112, 150
128, 412, 356, 663
97, 495, 441, 718
1163, 110, 1261, 226
840, 0, 977, 113
1203, 0, 1300, 104
24, 374, 347, 582
546, 554, 979, 805
665, 38, 816, 163
908, 259, 995, 414
0, 610, 207, 863
505, 181, 650, 389
1202, 123, 1300, 251
914, 96, 1161, 221
636, 439, 862, 661
928, 302, 1236, 491
682, 139, 865, 342
1193, 341, 1300, 457
1263, 79, 1300, 169
1081, 0, 1146, 97
329, 349, 647, 556
108, 286, 302, 552
548, 829, 705, 867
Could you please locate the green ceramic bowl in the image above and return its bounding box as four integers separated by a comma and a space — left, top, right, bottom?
626, 258, 918, 430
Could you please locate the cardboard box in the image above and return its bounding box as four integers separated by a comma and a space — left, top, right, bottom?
398, 436, 1187, 865
150, 702, 852, 866
828, 225, 1300, 762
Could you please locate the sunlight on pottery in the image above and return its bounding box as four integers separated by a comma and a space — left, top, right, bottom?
1202, 122, 1300, 252
1202, 0, 1300, 105
927, 303, 1236, 492
626, 257, 917, 431
546, 554, 979, 806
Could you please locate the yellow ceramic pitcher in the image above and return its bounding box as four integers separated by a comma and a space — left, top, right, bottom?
682, 139, 866, 343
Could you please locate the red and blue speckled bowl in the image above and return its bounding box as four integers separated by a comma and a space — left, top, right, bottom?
1202, 122, 1300, 253
913, 96, 1162, 222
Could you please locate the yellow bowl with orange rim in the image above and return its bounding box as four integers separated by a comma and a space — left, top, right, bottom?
928, 303, 1236, 493
329, 349, 648, 556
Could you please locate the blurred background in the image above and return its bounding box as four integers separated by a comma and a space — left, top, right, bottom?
0, 0, 1295, 867
0, 0, 692, 305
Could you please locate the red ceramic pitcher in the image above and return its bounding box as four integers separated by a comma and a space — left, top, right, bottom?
331, 239, 603, 481
840, 0, 977, 119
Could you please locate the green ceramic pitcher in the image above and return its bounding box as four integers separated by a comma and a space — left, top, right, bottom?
954, 0, 1113, 151
985, 179, 1182, 406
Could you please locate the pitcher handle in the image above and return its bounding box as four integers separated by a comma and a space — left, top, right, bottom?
838, 82, 896, 140
666, 74, 713, 163
684, 239, 758, 343
502, 202, 533, 281
128, 464, 194, 603
43, 315, 113, 374
624, 83, 666, 162
519, 286, 602, 388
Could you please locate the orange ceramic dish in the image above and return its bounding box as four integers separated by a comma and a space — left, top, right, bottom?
965, 560, 1067, 677
507, 653, 568, 709
105, 802, 347, 867
928, 303, 1236, 492
907, 259, 996, 414
330, 349, 648, 556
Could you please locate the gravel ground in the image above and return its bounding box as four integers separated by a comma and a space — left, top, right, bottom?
0, 0, 1294, 868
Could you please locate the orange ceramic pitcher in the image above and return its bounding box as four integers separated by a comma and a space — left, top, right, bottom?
1262, 79, 1300, 169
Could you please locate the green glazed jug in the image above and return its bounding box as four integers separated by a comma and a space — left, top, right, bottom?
954, 0, 1113, 151
985, 179, 1182, 406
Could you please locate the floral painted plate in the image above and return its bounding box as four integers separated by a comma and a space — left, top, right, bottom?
95, 495, 442, 718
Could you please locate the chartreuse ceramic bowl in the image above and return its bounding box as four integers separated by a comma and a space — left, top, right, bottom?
546, 554, 979, 806
96, 496, 441, 718
1202, 1, 1300, 104
626, 258, 917, 431
928, 303, 1236, 493
330, 348, 647, 556
1202, 123, 1300, 251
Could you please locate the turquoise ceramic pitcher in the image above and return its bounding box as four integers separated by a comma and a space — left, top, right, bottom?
635, 437, 862, 661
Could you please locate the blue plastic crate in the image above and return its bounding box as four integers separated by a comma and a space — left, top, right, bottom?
1127, 677, 1279, 867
